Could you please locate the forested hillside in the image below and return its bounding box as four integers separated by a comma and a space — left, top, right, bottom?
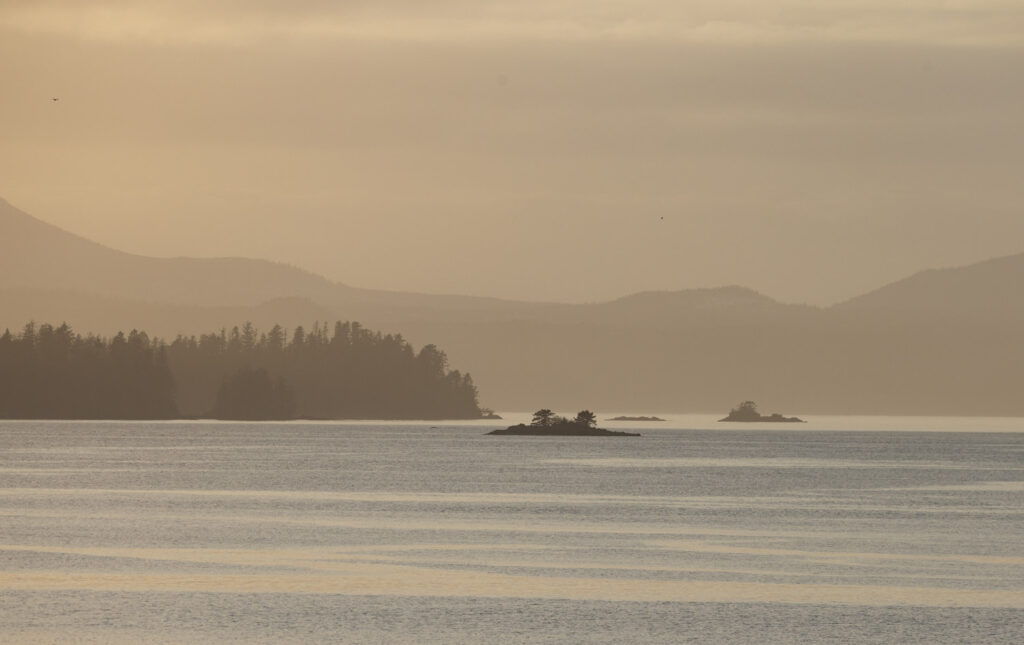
0, 321, 482, 420
0, 323, 177, 419
167, 321, 481, 419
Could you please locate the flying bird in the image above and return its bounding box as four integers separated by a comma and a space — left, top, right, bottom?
51, 98, 59, 101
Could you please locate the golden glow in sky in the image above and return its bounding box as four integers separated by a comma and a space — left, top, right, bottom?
2, 1, 1023, 303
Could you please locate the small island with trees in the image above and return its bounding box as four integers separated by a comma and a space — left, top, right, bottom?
489, 409, 641, 436
718, 400, 804, 423
608, 415, 665, 422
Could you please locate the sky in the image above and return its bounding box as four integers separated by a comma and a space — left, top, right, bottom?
2, 1, 1023, 305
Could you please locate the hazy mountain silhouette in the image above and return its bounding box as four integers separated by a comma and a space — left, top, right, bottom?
0, 288, 338, 340
4, 196, 1024, 415
550, 287, 817, 326
836, 252, 1024, 320
0, 197, 523, 313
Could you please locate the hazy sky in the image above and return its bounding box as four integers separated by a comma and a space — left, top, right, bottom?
2, 1, 1022, 304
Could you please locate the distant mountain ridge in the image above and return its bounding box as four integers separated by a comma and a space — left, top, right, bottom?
0, 288, 338, 340
0, 197, 798, 325
4, 196, 1024, 415
836, 252, 1024, 319
0, 197, 338, 306
0, 197, 523, 312
11, 195, 1024, 319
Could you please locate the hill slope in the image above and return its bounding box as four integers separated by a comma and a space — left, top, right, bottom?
836, 252, 1024, 319
0, 197, 520, 314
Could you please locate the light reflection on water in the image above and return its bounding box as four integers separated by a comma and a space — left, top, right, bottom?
0, 419, 1022, 644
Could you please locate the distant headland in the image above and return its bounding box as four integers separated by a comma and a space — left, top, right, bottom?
0, 320, 485, 421
489, 409, 641, 436
719, 401, 804, 423
608, 415, 665, 422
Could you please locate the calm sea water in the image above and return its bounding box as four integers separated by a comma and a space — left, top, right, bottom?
1, 416, 1022, 644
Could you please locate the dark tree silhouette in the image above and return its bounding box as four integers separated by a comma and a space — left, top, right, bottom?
167, 320, 482, 420
0, 319, 482, 421
720, 400, 763, 421
0, 322, 177, 419
574, 410, 597, 427
531, 409, 555, 426
213, 367, 296, 420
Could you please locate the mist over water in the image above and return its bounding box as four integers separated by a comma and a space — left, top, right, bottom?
1, 419, 1022, 643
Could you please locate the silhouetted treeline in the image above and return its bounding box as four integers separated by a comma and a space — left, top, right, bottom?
166, 321, 481, 419
0, 320, 481, 420
0, 323, 177, 419
213, 366, 297, 420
